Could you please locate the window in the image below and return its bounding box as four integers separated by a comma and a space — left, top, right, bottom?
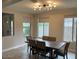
38, 22, 49, 37
23, 23, 31, 36
63, 17, 77, 42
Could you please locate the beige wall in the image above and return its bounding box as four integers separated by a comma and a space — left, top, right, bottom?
2, 9, 34, 51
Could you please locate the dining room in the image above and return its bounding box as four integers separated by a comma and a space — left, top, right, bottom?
2, 0, 77, 59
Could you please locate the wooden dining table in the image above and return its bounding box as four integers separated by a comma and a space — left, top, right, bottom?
25, 38, 66, 59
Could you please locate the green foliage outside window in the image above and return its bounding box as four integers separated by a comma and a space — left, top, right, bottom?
23, 23, 30, 36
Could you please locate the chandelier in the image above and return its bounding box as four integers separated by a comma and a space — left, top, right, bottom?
33, 1, 57, 11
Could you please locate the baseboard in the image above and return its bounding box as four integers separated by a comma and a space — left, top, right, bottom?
2, 44, 26, 53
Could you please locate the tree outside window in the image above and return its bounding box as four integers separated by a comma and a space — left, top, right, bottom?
23, 23, 30, 36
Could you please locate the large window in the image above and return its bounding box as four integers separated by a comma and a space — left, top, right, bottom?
63, 17, 77, 42
38, 22, 49, 37
23, 23, 30, 36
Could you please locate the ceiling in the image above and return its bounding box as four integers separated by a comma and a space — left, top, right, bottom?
2, 0, 77, 14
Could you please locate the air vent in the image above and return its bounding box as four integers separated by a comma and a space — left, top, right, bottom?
30, 0, 37, 3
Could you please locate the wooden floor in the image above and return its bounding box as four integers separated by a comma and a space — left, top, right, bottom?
2, 44, 76, 59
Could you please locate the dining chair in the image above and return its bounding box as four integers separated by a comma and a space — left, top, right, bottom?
26, 36, 32, 41
42, 36, 56, 41
36, 41, 51, 59
29, 39, 37, 54
48, 36, 56, 41
26, 36, 32, 52
28, 39, 39, 59
42, 36, 49, 40
54, 42, 70, 59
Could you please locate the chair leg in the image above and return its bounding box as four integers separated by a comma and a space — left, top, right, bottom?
29, 48, 31, 58
27, 47, 30, 52
27, 44, 29, 52
34, 54, 36, 59
63, 56, 65, 59
30, 48, 31, 55
66, 54, 68, 59
56, 54, 58, 58
38, 53, 39, 59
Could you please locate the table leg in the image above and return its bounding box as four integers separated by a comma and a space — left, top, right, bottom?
50, 49, 55, 59
50, 49, 52, 59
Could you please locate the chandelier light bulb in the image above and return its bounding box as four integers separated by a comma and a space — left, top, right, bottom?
53, 2, 56, 5
48, 4, 52, 7
38, 6, 42, 10
34, 8, 36, 11
47, 1, 52, 3
49, 7, 52, 10
36, 3, 40, 5
33, 6, 38, 11
53, 2, 56, 8
54, 5, 56, 8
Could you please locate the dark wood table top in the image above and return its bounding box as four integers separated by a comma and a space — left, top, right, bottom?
25, 38, 66, 49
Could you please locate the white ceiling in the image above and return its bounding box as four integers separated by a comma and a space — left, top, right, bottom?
3, 0, 77, 14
